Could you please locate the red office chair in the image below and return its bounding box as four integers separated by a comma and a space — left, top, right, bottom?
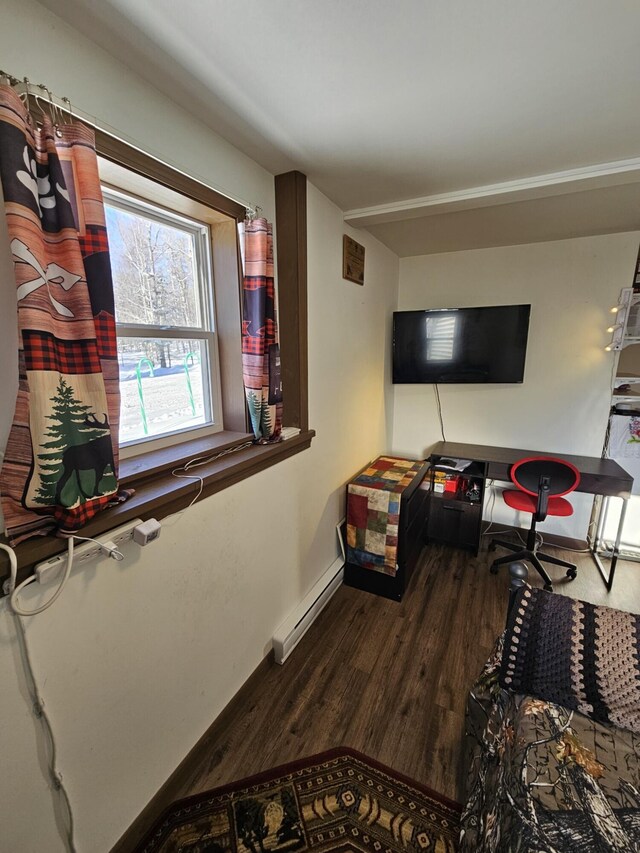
489, 456, 580, 590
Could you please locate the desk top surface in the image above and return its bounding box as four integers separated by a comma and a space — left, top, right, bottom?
431, 441, 633, 493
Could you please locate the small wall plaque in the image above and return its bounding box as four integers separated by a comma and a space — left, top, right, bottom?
343, 235, 365, 285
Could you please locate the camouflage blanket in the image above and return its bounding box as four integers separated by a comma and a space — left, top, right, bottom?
460, 636, 640, 852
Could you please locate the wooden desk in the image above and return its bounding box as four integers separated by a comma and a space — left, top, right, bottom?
430, 441, 634, 591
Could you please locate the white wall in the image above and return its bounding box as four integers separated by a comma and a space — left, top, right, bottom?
0, 2, 399, 850
392, 233, 640, 538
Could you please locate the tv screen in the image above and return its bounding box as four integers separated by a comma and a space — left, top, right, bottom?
392, 304, 530, 384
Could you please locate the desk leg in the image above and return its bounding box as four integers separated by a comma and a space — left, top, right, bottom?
591, 496, 628, 592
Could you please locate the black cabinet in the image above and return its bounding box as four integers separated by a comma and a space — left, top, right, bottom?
427, 495, 482, 551
425, 457, 487, 554
344, 459, 431, 601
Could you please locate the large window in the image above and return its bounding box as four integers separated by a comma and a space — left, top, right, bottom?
104, 188, 222, 451
10, 116, 312, 573
96, 150, 246, 457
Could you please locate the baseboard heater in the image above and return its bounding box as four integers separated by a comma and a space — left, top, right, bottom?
273, 557, 344, 664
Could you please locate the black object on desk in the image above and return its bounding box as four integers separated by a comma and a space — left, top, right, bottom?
427, 441, 633, 591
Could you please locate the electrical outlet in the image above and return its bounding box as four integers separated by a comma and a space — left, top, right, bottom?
35, 519, 143, 585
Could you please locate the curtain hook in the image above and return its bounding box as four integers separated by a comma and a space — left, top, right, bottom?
245, 205, 262, 221
21, 77, 37, 125
31, 83, 50, 127
41, 84, 63, 136
61, 96, 73, 127
20, 76, 30, 108
0, 71, 18, 87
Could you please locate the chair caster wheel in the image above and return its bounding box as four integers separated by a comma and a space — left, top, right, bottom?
544, 583, 554, 592
490, 564, 499, 575
566, 568, 577, 580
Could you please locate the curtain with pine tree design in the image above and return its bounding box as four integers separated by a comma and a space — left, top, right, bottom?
0, 84, 126, 543
241, 218, 282, 442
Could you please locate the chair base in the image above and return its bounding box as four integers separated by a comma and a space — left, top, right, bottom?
489, 538, 577, 591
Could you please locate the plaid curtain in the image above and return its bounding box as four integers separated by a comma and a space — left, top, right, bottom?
241, 218, 282, 442
0, 85, 125, 544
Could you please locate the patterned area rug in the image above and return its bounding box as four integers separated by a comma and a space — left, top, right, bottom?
138, 748, 461, 853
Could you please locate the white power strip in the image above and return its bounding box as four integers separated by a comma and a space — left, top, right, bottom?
35, 519, 144, 585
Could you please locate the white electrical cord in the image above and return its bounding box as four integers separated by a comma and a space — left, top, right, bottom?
1, 540, 77, 853
481, 480, 544, 548
167, 440, 254, 523
9, 537, 75, 617
170, 467, 204, 510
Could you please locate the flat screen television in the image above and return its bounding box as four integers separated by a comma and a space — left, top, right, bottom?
392, 304, 530, 384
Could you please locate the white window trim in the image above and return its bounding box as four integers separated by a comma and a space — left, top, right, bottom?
102, 185, 225, 459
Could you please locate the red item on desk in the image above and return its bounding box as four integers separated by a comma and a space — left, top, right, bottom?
444, 476, 459, 493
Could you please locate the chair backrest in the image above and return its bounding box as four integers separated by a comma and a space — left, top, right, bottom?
510, 456, 580, 497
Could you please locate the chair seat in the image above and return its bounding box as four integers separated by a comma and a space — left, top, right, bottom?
502, 489, 574, 517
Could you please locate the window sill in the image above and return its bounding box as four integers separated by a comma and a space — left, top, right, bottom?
1, 429, 315, 592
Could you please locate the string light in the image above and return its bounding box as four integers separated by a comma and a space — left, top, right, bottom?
605, 287, 633, 352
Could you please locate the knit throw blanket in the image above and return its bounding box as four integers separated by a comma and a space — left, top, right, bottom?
500, 585, 640, 735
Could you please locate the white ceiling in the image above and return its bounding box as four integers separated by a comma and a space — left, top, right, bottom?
40, 0, 640, 255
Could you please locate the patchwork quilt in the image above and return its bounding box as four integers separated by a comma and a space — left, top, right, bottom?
346, 456, 424, 576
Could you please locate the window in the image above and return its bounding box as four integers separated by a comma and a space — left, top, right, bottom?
104, 188, 222, 451
11, 122, 312, 575
97, 154, 246, 457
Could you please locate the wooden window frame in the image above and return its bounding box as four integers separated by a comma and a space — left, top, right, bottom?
97, 131, 250, 435
0, 121, 312, 589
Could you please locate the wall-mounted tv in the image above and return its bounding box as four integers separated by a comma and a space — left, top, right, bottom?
392, 304, 531, 384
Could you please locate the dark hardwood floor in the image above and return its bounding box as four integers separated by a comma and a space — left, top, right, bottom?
116, 541, 640, 851
172, 541, 640, 804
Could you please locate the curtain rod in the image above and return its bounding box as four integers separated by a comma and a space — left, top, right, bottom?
0, 71, 261, 218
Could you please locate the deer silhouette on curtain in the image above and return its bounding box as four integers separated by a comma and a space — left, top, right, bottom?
0, 82, 129, 544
